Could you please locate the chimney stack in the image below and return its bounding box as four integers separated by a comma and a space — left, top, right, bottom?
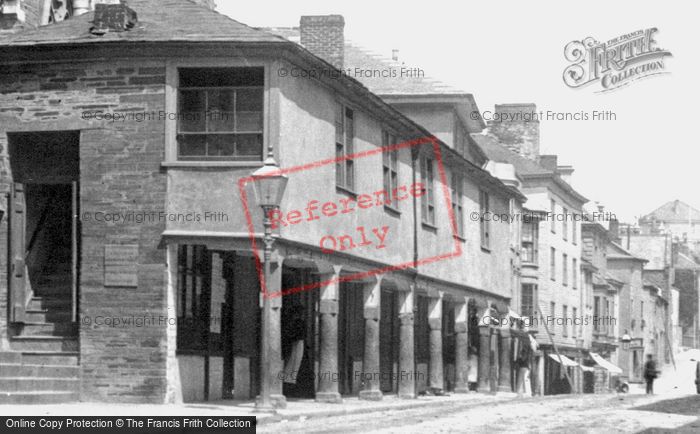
0, 0, 25, 29
538, 155, 558, 172
300, 15, 345, 70
487, 103, 540, 161
557, 165, 574, 184
90, 0, 137, 35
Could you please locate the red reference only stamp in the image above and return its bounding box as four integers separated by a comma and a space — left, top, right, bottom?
238, 136, 462, 299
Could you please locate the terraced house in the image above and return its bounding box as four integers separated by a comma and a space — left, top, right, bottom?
474, 105, 589, 395
0, 1, 524, 405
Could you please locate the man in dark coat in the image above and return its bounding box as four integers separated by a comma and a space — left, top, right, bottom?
643, 354, 658, 395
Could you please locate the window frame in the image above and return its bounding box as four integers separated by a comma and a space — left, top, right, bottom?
550, 247, 556, 281
421, 155, 436, 227
521, 283, 537, 318
562, 253, 568, 286
382, 130, 400, 213
176, 67, 265, 162
522, 218, 539, 264
562, 305, 568, 337
572, 258, 578, 289
164, 59, 270, 167
480, 189, 490, 250
451, 172, 464, 238
335, 103, 356, 192
562, 207, 568, 241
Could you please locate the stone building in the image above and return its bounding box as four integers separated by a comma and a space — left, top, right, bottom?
581, 216, 623, 392
0, 2, 523, 404
265, 16, 530, 396
474, 104, 589, 395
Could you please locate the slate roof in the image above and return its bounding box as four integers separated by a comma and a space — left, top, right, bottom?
471, 133, 551, 176
676, 252, 700, 269
264, 26, 465, 96
607, 241, 647, 262
641, 200, 700, 223
0, 0, 288, 46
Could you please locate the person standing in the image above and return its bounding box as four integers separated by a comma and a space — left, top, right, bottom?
643, 354, 658, 395
515, 352, 530, 397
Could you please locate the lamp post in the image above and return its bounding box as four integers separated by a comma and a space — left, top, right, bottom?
251, 144, 288, 411
621, 331, 631, 351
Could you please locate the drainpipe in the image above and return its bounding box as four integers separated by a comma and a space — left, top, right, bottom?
411, 147, 419, 268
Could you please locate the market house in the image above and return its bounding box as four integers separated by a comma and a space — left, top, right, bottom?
0, 0, 522, 405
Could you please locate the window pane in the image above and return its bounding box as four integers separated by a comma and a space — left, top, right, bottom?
179, 135, 206, 157
335, 104, 344, 145
236, 88, 263, 111
346, 160, 354, 190
179, 90, 206, 132
236, 111, 263, 132
207, 134, 235, 157
235, 134, 263, 159
207, 90, 235, 132
336, 145, 344, 187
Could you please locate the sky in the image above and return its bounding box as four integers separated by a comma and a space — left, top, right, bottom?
216, 0, 697, 222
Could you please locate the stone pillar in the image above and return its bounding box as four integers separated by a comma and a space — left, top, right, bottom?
428, 296, 444, 393
265, 253, 286, 407
398, 288, 416, 398
478, 325, 491, 391
498, 327, 512, 392
536, 353, 545, 395
454, 300, 470, 393
316, 266, 342, 403
359, 276, 382, 400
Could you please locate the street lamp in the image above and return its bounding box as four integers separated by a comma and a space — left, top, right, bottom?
621, 331, 631, 351
251, 144, 288, 411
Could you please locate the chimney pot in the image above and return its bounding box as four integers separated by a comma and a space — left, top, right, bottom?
91, 0, 137, 35
300, 15, 345, 69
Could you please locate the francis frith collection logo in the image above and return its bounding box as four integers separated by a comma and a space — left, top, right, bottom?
563, 28, 672, 92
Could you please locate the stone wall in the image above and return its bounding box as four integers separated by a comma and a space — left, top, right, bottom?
0, 59, 168, 402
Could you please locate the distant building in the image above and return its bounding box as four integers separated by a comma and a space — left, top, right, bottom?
474, 104, 588, 395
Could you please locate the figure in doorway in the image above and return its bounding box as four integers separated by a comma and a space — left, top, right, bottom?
515, 350, 530, 397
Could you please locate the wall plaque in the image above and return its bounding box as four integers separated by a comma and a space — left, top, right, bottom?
104, 244, 139, 287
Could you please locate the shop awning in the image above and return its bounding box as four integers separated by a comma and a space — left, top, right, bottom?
589, 352, 623, 374
548, 353, 579, 367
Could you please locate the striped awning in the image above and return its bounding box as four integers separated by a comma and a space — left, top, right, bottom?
589, 352, 623, 374
548, 353, 579, 367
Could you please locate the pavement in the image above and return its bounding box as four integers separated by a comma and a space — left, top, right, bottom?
1, 349, 698, 432
0, 391, 516, 423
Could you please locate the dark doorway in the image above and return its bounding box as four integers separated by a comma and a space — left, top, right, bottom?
281, 266, 318, 399
338, 281, 364, 395
442, 300, 456, 391
379, 289, 399, 393
8, 131, 80, 324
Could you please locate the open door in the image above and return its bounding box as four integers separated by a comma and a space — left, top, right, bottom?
9, 182, 27, 323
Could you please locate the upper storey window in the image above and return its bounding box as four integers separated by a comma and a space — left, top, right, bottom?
177, 67, 264, 161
